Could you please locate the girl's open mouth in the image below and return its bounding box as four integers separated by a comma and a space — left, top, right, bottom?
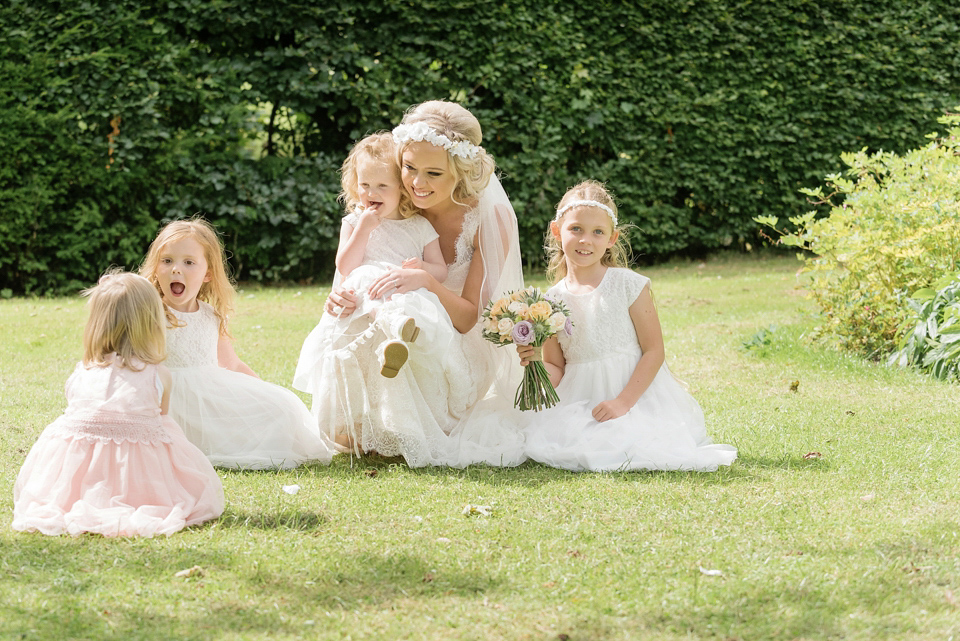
170, 282, 185, 296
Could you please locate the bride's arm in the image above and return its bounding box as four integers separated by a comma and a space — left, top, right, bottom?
427, 250, 485, 333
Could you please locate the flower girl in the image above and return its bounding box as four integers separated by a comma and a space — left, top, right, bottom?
141, 219, 337, 469
294, 132, 454, 450
519, 181, 738, 472
13, 272, 224, 537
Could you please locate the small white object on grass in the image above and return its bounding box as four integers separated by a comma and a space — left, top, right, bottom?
698, 566, 723, 577
282, 484, 301, 495
462, 504, 492, 517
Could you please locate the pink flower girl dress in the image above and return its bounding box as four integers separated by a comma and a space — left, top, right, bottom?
13, 356, 224, 537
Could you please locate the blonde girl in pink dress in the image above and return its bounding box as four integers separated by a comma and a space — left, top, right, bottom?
141, 219, 337, 469
13, 272, 224, 537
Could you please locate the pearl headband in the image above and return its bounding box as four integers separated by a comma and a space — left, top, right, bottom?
392, 122, 481, 159
554, 199, 618, 226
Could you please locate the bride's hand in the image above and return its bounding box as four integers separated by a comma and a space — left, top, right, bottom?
368, 268, 426, 300
325, 285, 358, 317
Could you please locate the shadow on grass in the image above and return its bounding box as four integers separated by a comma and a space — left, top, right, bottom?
317, 450, 831, 487
1, 543, 505, 640
215, 507, 327, 531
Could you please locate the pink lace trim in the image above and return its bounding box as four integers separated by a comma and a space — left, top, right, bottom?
48, 410, 173, 444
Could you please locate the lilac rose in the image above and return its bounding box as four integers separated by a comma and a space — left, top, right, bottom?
564, 317, 574, 336
511, 320, 535, 345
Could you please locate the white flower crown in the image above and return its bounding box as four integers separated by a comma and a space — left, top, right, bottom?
554, 199, 618, 226
392, 122, 482, 159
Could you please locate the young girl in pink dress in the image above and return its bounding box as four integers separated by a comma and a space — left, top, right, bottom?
141, 219, 337, 469
13, 272, 224, 537
518, 181, 738, 472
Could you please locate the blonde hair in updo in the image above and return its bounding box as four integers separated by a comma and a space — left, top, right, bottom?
546, 180, 632, 284
82, 270, 166, 371
340, 132, 417, 219
397, 100, 496, 206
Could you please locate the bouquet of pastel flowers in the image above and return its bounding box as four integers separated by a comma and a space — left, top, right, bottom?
481, 287, 573, 411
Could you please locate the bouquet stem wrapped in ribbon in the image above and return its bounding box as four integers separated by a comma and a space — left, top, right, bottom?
481, 288, 572, 411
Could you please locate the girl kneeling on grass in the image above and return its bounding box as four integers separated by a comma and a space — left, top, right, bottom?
13, 271, 224, 537
518, 181, 738, 472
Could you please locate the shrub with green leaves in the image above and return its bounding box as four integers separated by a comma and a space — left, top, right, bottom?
5, 1, 960, 294
756, 110, 960, 358
890, 273, 960, 381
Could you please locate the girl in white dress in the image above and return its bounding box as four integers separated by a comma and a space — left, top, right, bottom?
320, 101, 526, 467
141, 219, 337, 469
294, 132, 454, 449
518, 181, 737, 472
13, 271, 223, 537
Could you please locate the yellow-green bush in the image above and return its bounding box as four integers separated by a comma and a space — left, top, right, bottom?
757, 110, 960, 357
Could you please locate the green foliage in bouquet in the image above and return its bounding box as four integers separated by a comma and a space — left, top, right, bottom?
755, 109, 960, 358
890, 273, 960, 381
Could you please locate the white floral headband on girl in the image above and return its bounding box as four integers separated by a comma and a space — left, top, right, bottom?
392, 122, 481, 159
554, 199, 618, 227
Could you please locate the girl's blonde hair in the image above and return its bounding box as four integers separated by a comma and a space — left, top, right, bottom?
340, 132, 417, 219
397, 100, 496, 206
82, 270, 166, 371
546, 180, 632, 283
140, 218, 235, 336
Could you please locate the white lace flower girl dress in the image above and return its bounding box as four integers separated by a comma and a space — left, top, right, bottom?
166, 302, 336, 469
524, 268, 737, 472
294, 211, 457, 419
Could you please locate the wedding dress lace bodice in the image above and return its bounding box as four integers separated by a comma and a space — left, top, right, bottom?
444, 209, 481, 295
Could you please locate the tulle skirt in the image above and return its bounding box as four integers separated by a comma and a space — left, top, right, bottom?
170, 365, 337, 469
295, 293, 527, 468
13, 416, 224, 537
524, 353, 737, 472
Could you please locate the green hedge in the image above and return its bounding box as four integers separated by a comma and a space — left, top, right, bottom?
3, 0, 960, 294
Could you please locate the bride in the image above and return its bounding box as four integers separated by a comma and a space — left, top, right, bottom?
295, 100, 526, 467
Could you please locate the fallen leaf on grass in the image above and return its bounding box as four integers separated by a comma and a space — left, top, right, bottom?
803, 451, 822, 460
462, 504, 492, 517
423, 572, 435, 583
860, 493, 875, 501
174, 565, 204, 579
789, 380, 800, 392
364, 469, 378, 478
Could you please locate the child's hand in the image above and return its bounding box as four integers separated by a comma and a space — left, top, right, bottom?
592, 398, 630, 423
401, 257, 423, 270
516, 344, 537, 366
356, 206, 384, 228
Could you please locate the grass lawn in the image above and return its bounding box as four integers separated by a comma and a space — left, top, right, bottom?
1, 253, 958, 640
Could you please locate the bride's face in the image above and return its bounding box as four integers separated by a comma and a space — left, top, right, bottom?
401, 142, 458, 212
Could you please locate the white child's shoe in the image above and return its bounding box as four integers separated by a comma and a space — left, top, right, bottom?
393, 316, 420, 343
378, 340, 408, 378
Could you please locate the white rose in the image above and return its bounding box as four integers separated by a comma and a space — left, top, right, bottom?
497, 318, 515, 336
507, 301, 529, 316
484, 317, 499, 333
547, 312, 567, 333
